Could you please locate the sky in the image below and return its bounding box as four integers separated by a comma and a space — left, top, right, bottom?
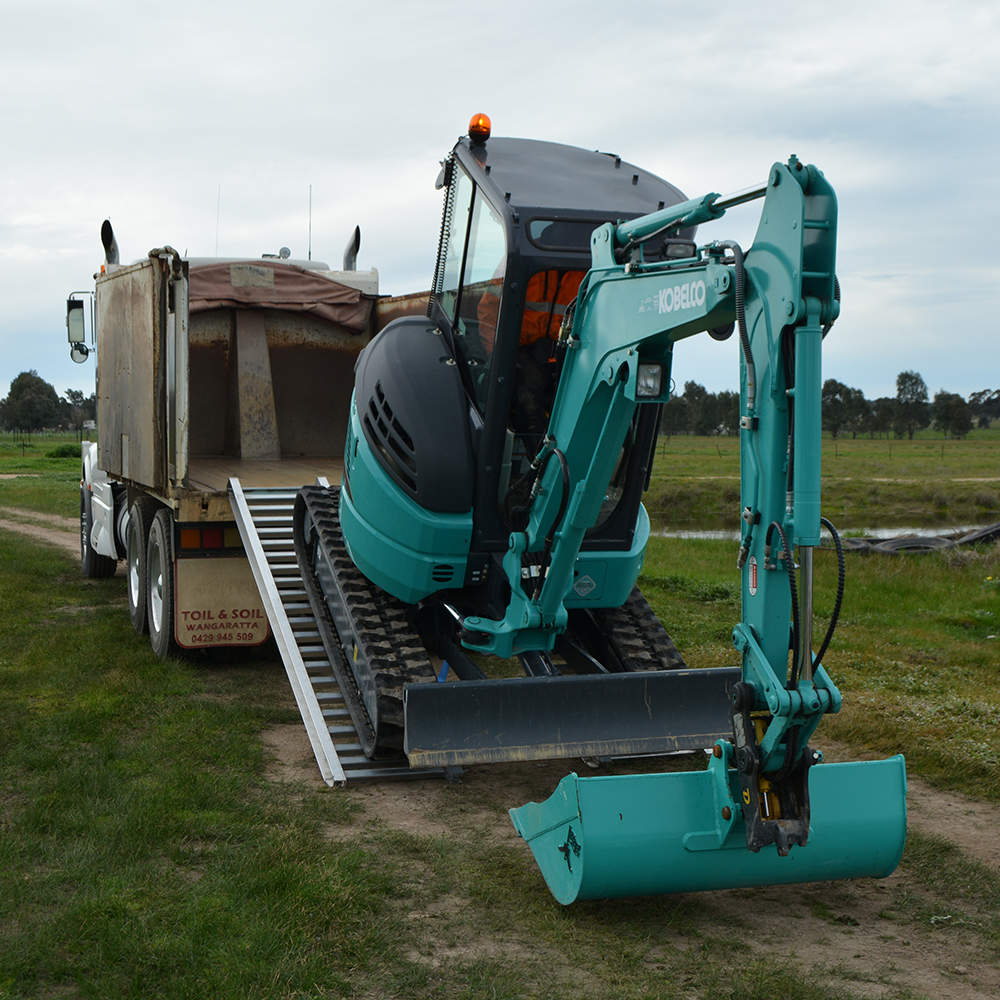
1, 0, 997, 405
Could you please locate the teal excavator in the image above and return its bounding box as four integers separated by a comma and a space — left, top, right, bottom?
294, 114, 907, 902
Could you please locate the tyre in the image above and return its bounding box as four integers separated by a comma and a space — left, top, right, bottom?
871, 535, 956, 554
80, 487, 117, 579
126, 497, 159, 635
147, 509, 180, 658
958, 522, 1000, 546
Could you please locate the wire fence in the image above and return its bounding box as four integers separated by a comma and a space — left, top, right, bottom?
1, 428, 94, 443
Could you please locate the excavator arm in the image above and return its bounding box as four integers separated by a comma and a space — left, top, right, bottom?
508, 158, 907, 898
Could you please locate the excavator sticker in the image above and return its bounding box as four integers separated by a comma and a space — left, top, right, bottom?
658, 280, 706, 314
748, 555, 758, 596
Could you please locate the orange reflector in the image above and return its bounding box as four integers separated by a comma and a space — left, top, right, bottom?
180, 528, 201, 549
468, 113, 491, 143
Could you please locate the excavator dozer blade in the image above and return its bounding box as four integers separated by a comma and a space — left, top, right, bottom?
510, 754, 906, 904
404, 667, 740, 767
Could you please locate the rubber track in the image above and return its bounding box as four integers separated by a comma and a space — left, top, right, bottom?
592, 586, 687, 671
296, 486, 437, 756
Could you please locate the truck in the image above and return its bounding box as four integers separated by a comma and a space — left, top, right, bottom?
69, 223, 418, 659
70, 115, 908, 902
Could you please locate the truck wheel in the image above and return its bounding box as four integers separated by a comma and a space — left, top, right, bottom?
127, 497, 158, 635
147, 509, 180, 659
80, 487, 117, 579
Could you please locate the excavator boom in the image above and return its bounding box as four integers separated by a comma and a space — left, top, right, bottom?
509, 156, 907, 900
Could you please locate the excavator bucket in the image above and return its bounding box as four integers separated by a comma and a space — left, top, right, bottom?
510, 754, 906, 903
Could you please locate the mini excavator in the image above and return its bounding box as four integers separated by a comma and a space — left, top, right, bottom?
293, 115, 907, 902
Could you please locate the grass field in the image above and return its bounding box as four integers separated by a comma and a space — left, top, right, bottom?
649, 430, 1000, 529
1, 433, 999, 997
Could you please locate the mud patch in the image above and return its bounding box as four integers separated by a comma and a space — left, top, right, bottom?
702, 875, 999, 1000
906, 780, 1000, 871
0, 505, 76, 528
261, 722, 320, 786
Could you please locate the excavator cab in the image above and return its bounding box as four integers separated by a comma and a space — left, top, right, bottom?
426, 124, 695, 569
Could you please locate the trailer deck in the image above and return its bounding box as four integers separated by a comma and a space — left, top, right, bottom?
188, 458, 346, 493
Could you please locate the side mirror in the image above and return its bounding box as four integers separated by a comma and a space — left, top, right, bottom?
67, 299, 85, 342
67, 298, 90, 362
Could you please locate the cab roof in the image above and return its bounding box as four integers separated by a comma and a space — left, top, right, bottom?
454, 136, 689, 222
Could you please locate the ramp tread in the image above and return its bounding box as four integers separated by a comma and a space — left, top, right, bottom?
230, 481, 446, 786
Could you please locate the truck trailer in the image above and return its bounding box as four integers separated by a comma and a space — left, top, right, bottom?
72, 228, 422, 659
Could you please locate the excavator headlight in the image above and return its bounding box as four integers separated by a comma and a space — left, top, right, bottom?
636, 363, 663, 398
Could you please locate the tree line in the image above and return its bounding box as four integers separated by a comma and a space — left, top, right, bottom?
661, 371, 998, 440
0, 371, 96, 432
3, 366, 996, 441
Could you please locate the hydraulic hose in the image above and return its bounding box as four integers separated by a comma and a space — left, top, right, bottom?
766, 517, 844, 692
504, 437, 554, 520
763, 725, 800, 782
814, 517, 845, 668
502, 438, 571, 598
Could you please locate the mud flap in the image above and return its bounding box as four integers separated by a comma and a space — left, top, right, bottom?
510, 754, 906, 903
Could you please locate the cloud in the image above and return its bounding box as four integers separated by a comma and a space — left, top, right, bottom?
1, 0, 997, 403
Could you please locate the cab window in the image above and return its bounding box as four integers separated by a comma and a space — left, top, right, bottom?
437, 169, 474, 323
453, 189, 506, 412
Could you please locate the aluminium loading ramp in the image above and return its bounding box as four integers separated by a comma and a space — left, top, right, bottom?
229, 477, 446, 785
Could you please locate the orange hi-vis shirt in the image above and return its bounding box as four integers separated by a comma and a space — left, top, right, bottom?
519, 270, 585, 346
478, 269, 585, 353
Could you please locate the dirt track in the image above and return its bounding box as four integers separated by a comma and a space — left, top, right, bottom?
265, 723, 1000, 1000
0, 505, 83, 555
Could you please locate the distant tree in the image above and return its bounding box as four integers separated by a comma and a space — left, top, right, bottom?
931, 391, 972, 439
661, 393, 688, 438
894, 370, 930, 440
865, 397, 895, 438
822, 379, 850, 438
968, 389, 1000, 429
682, 381, 712, 436
714, 390, 740, 435
822, 380, 868, 438
61, 388, 96, 431
844, 387, 869, 438
0, 370, 62, 430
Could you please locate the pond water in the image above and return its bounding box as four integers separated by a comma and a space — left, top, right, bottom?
649, 514, 999, 541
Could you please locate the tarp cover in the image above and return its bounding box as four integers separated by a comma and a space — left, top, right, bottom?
189, 261, 371, 334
